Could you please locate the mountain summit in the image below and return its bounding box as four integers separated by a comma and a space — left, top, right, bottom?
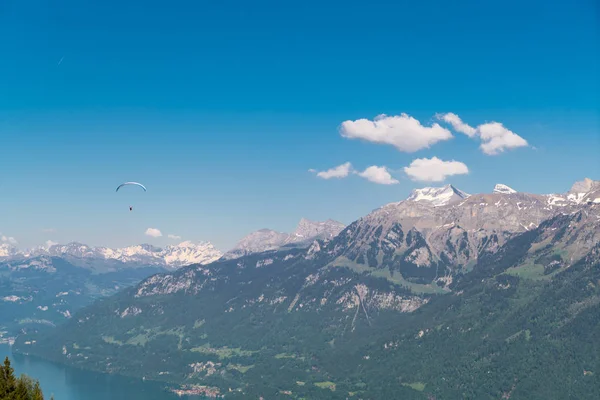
222, 218, 345, 260
567, 177, 600, 204
493, 183, 517, 194
292, 218, 345, 240
569, 177, 599, 194
406, 184, 470, 207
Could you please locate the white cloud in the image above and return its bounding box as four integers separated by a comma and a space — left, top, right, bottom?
311, 162, 354, 179
45, 240, 58, 248
311, 162, 400, 185
42, 228, 56, 233
168, 234, 181, 240
436, 112, 477, 137
404, 156, 469, 182
1, 235, 18, 245
339, 113, 453, 152
437, 113, 528, 155
357, 166, 399, 185
477, 122, 529, 155
145, 228, 163, 238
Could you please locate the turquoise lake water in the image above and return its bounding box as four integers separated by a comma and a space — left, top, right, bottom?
1, 344, 205, 400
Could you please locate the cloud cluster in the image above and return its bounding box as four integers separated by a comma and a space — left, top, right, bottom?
340, 113, 453, 153
45, 240, 58, 248
312, 156, 469, 185
478, 122, 529, 155
404, 157, 469, 182
437, 113, 528, 155
311, 111, 529, 186
145, 228, 163, 238
310, 163, 399, 185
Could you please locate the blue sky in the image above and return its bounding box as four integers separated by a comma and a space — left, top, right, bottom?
0, 0, 598, 250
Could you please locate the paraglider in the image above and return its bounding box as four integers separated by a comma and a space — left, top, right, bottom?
116, 182, 146, 211
116, 182, 147, 192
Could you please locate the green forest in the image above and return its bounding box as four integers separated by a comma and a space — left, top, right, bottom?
0, 357, 49, 400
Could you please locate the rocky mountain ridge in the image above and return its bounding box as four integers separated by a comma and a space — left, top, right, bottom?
323, 178, 600, 287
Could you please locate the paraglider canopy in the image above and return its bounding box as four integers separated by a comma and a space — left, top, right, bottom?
116, 182, 147, 192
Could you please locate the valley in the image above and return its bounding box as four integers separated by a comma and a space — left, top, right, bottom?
11, 179, 600, 399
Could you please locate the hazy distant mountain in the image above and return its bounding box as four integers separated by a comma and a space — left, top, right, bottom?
1, 241, 222, 271
222, 218, 345, 259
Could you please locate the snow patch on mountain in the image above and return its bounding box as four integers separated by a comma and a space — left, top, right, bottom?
493, 184, 517, 194
406, 184, 470, 207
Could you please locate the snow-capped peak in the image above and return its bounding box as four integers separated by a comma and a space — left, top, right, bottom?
47, 242, 97, 258
406, 184, 470, 207
493, 183, 517, 194
160, 241, 222, 268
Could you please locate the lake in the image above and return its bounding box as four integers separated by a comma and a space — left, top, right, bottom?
0, 344, 205, 399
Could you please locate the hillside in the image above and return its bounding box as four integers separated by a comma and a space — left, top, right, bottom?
13, 179, 600, 399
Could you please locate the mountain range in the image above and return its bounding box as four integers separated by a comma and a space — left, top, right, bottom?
0, 241, 222, 270
1, 218, 346, 270
11, 177, 600, 399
